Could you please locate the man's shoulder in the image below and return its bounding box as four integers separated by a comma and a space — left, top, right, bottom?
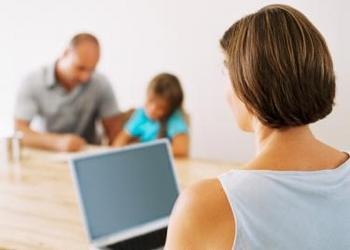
85, 72, 114, 95
20, 64, 52, 90
89, 72, 111, 87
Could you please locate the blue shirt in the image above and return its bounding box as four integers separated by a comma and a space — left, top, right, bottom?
125, 108, 188, 142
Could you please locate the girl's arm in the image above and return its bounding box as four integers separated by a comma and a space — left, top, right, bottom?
172, 133, 189, 158
112, 130, 135, 147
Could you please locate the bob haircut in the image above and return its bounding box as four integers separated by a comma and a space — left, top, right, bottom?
220, 4, 336, 128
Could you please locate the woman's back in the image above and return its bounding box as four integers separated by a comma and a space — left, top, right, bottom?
219, 159, 350, 250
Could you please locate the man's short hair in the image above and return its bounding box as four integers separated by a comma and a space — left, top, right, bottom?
69, 33, 99, 48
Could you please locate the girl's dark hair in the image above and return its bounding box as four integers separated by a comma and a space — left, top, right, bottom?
220, 4, 336, 128
148, 73, 184, 138
147, 73, 184, 117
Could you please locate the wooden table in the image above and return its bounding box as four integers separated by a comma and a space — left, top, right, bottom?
0, 147, 240, 250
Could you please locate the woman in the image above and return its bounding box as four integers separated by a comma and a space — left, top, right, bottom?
165, 4, 350, 250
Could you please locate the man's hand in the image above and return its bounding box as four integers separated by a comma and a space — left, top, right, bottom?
16, 119, 87, 152
55, 134, 86, 152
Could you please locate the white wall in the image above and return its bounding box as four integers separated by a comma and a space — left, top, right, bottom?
0, 0, 349, 162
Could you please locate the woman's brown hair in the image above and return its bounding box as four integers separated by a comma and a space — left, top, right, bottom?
220, 4, 336, 128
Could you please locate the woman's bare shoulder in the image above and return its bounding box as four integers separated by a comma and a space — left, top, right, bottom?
165, 178, 235, 250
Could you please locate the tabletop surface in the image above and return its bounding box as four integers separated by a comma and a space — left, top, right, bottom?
0, 146, 240, 250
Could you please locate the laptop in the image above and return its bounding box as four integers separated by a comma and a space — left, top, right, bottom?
70, 139, 180, 250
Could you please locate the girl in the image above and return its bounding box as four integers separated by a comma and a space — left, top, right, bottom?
113, 73, 189, 157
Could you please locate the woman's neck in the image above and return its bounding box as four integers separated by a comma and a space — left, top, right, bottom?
247, 124, 348, 171
254, 125, 315, 156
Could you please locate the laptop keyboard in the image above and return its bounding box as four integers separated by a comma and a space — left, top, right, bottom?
107, 227, 167, 250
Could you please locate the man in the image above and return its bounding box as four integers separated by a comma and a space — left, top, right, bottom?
15, 33, 122, 152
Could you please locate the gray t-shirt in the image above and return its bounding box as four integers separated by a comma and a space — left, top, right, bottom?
15, 64, 120, 144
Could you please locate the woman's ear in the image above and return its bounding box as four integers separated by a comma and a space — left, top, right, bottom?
226, 89, 254, 132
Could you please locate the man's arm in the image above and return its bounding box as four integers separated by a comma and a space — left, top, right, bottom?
14, 72, 86, 152
15, 120, 86, 152
97, 75, 124, 145
102, 108, 136, 145
101, 115, 125, 145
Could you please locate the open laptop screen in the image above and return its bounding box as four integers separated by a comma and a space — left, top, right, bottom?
71, 140, 179, 241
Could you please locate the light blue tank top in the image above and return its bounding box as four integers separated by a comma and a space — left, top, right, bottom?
219, 159, 350, 250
